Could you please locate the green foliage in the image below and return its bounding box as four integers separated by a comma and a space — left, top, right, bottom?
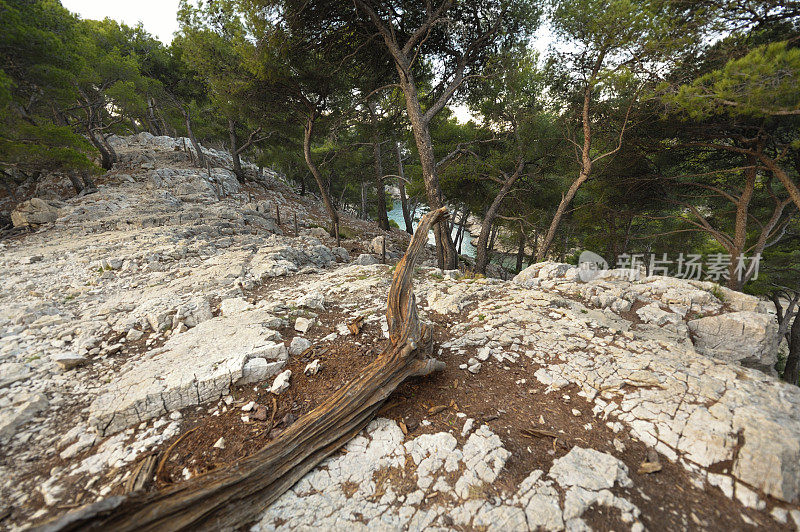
664, 41, 800, 119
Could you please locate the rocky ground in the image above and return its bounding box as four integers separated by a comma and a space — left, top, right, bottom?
1, 134, 799, 531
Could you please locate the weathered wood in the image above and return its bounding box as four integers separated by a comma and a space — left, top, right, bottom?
347, 315, 364, 335
36, 207, 450, 532
124, 454, 159, 494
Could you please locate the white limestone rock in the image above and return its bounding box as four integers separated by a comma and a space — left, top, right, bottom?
269, 370, 292, 394
304, 359, 321, 376
295, 291, 325, 311
11, 198, 64, 227
549, 447, 632, 491
289, 336, 312, 356
238, 354, 286, 385
354, 253, 380, 266
219, 297, 254, 316
294, 317, 314, 333
0, 392, 49, 442
688, 311, 780, 373
51, 352, 87, 370
88, 311, 286, 435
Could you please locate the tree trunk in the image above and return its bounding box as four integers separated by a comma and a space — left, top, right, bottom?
360, 179, 368, 219
396, 73, 457, 269
475, 161, 524, 274
228, 118, 244, 180
538, 171, 588, 261
303, 114, 340, 238
785, 315, 800, 385
396, 143, 413, 234
727, 161, 757, 290
67, 172, 84, 194
529, 231, 539, 266
184, 112, 205, 168
147, 97, 162, 136
759, 152, 800, 212
36, 208, 450, 532
81, 171, 96, 191
0, 170, 18, 201
515, 229, 526, 273
370, 110, 389, 230
455, 205, 468, 254
100, 133, 118, 167
537, 81, 596, 262
87, 127, 113, 171
488, 225, 497, 255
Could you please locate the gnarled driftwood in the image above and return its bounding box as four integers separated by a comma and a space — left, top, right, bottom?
36, 207, 450, 532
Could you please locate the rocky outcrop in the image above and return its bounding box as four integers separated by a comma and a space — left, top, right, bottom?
512, 262, 780, 374
256, 418, 643, 531
11, 198, 64, 227
688, 311, 780, 374
88, 308, 288, 435
2, 136, 797, 530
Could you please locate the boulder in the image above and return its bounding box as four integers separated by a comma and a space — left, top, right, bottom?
11, 198, 63, 227
239, 356, 285, 385
51, 352, 88, 370
548, 447, 632, 491
307, 227, 329, 239
0, 362, 31, 388
636, 302, 682, 326
513, 262, 573, 288
289, 337, 312, 356
0, 392, 49, 442
295, 291, 325, 311
370, 235, 387, 255
354, 254, 380, 266
688, 311, 780, 374
294, 317, 314, 333
88, 310, 287, 435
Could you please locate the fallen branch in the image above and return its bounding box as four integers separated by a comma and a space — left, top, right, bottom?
36, 207, 450, 532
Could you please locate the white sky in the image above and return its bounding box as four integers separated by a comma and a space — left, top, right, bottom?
61, 0, 182, 43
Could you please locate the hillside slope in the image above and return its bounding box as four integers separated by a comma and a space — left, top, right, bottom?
1, 134, 799, 531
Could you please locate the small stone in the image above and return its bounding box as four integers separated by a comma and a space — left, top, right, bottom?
289, 337, 312, 356
304, 359, 321, 376
461, 418, 475, 436
571, 409, 581, 416
169, 411, 182, 420
213, 437, 226, 449
295, 291, 325, 311
294, 317, 313, 334
253, 404, 268, 421
242, 401, 256, 412
270, 370, 292, 394
476, 346, 491, 361
20, 255, 44, 264
468, 362, 482, 374
51, 352, 87, 370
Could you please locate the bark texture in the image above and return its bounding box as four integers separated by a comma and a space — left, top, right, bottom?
303, 114, 340, 238
396, 143, 413, 234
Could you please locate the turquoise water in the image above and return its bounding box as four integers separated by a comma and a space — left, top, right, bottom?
386, 202, 476, 258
